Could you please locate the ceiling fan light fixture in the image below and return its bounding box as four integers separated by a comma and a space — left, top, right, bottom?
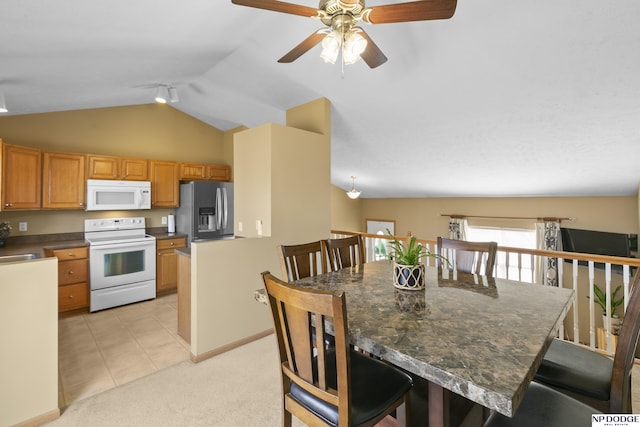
343, 31, 367, 65
320, 30, 341, 64
346, 175, 361, 199
155, 85, 169, 104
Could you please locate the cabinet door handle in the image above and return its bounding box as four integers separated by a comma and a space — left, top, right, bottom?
170, 242, 175, 246
68, 253, 75, 257
68, 271, 74, 275
68, 295, 74, 299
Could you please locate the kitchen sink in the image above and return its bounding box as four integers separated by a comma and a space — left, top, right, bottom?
0, 253, 39, 263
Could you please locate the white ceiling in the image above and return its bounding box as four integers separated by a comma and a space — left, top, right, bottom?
1, 1, 639, 198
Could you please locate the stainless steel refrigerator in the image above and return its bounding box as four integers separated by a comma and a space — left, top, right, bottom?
175, 181, 234, 246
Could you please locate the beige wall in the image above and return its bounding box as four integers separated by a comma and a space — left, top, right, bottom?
190, 98, 332, 356
0, 104, 224, 161
330, 185, 363, 232
357, 196, 639, 238
0, 258, 59, 426
0, 104, 231, 233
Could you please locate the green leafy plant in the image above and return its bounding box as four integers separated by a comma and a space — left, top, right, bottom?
386, 229, 447, 267
590, 284, 624, 317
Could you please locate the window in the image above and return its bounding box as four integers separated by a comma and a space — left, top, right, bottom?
466, 224, 536, 281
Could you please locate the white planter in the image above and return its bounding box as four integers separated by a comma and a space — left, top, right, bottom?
392, 262, 425, 291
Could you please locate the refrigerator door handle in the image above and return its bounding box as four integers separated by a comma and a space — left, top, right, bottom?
216, 188, 222, 230
222, 187, 228, 229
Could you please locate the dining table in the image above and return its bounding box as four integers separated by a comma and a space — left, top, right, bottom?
288, 260, 575, 427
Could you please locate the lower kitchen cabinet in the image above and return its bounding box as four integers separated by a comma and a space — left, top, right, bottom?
45, 246, 90, 312
156, 236, 187, 294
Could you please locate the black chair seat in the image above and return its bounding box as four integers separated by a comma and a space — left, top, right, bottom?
484, 382, 600, 427
535, 339, 612, 401
290, 348, 413, 427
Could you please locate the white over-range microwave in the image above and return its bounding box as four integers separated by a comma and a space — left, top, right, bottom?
86, 179, 151, 211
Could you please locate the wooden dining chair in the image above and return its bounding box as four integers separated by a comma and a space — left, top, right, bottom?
278, 240, 329, 282
534, 270, 640, 413
326, 235, 365, 271
261, 271, 413, 427
436, 237, 498, 277
483, 381, 600, 427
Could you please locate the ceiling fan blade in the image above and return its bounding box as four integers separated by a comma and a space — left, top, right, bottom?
354, 27, 388, 69
231, 0, 319, 18
362, 0, 457, 24
278, 29, 328, 63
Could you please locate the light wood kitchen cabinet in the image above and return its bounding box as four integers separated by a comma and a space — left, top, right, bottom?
179, 163, 206, 180
42, 151, 86, 209
45, 246, 90, 312
149, 160, 180, 207
156, 236, 187, 294
206, 164, 230, 181
180, 162, 231, 182
2, 143, 42, 210
87, 155, 148, 181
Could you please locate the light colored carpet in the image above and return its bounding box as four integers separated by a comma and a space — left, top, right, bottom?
45, 333, 640, 426
46, 335, 304, 427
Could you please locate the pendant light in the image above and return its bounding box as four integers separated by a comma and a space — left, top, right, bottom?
346, 176, 361, 199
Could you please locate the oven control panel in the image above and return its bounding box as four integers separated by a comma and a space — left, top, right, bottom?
85, 217, 146, 232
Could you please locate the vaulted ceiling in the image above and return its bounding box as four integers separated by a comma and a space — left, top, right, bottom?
1, 1, 639, 198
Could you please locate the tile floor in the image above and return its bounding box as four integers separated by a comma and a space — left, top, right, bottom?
57, 293, 190, 408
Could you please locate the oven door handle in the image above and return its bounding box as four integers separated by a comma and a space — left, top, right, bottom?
90, 240, 154, 251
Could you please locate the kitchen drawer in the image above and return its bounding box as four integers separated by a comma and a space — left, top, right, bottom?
58, 259, 88, 285
50, 246, 88, 261
157, 237, 186, 251
59, 282, 89, 312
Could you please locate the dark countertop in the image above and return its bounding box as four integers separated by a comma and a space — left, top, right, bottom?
0, 238, 88, 259
147, 229, 188, 240
0, 229, 187, 259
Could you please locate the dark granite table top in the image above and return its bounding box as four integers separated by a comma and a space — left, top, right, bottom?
290, 260, 575, 418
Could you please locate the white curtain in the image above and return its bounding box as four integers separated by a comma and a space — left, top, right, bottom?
448, 217, 468, 240
535, 219, 561, 286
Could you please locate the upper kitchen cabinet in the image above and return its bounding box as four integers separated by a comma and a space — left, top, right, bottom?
206, 164, 230, 181
2, 143, 42, 210
180, 162, 231, 182
42, 151, 86, 209
179, 163, 205, 180
87, 155, 148, 181
149, 160, 180, 208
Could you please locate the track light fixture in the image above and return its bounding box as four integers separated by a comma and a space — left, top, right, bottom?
0, 91, 8, 113
155, 84, 179, 104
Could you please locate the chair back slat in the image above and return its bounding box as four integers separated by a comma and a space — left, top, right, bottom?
611, 270, 640, 412
279, 241, 329, 282
327, 235, 365, 270
437, 237, 498, 277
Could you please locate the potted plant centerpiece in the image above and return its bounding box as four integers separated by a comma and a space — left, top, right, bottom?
387, 230, 447, 291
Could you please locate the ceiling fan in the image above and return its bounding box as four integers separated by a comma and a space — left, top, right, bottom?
231, 0, 457, 68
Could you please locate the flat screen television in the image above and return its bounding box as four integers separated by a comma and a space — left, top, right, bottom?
560, 227, 635, 273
